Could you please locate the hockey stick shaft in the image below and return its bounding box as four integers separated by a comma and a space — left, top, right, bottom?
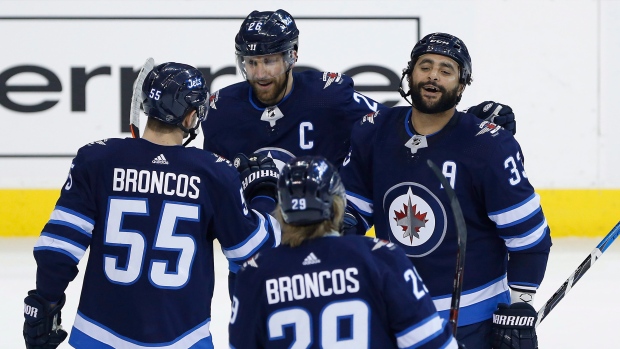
535, 221, 620, 328
129, 57, 155, 138
427, 160, 468, 336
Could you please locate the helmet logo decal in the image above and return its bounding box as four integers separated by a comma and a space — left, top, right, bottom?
322, 72, 342, 89
260, 105, 284, 127
384, 183, 447, 257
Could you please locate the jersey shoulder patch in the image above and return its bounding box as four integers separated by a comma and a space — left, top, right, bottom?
321, 71, 344, 89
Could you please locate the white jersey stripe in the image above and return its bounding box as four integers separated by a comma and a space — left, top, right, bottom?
503, 219, 548, 251
346, 192, 373, 216
50, 206, 94, 236
488, 193, 541, 227
267, 213, 281, 247
396, 313, 445, 348
34, 234, 86, 262
222, 210, 269, 261
432, 275, 508, 311
72, 312, 211, 348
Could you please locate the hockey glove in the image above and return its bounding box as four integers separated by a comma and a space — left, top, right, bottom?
23, 290, 68, 349
491, 302, 538, 349
467, 101, 516, 135
233, 153, 279, 202
341, 211, 359, 235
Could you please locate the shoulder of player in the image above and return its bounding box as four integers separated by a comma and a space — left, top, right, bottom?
74, 137, 125, 159
343, 235, 408, 261
236, 248, 281, 278
294, 70, 354, 92
353, 106, 405, 133
192, 150, 239, 176
206, 82, 248, 114
458, 111, 517, 145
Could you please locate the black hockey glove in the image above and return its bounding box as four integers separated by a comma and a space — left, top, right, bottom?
341, 211, 359, 235
233, 153, 279, 202
23, 290, 68, 349
491, 302, 538, 349
467, 101, 516, 135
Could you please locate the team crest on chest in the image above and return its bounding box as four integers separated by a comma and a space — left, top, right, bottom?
254, 147, 296, 171
261, 106, 284, 127
383, 183, 447, 257
322, 72, 342, 89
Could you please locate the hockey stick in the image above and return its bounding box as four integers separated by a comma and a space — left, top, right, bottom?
427, 160, 468, 336
535, 220, 620, 328
129, 57, 155, 138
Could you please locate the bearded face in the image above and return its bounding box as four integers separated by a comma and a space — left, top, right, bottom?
243, 53, 293, 106
409, 54, 464, 114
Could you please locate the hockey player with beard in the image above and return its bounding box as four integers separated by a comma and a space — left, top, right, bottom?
202, 9, 517, 174
339, 33, 551, 349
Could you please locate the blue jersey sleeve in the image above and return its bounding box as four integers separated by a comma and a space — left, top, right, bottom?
228, 257, 264, 349
371, 240, 458, 348
340, 111, 384, 234
34, 148, 95, 301
481, 136, 552, 289
210, 166, 280, 273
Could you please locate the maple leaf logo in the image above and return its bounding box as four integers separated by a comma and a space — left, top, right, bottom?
393, 195, 428, 244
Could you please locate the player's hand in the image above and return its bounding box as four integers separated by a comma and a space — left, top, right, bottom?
233, 153, 279, 201
341, 211, 359, 235
491, 302, 538, 349
23, 290, 68, 349
467, 101, 516, 135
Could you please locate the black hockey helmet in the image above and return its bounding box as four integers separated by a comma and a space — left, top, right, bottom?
277, 156, 345, 226
407, 32, 473, 85
235, 9, 299, 57
234, 9, 299, 79
141, 62, 209, 126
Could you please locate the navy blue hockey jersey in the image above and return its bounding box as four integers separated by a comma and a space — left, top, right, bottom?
340, 108, 552, 326
202, 70, 384, 169
229, 235, 458, 349
33, 138, 280, 348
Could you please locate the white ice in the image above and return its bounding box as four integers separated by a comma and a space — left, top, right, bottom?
2, 236, 619, 348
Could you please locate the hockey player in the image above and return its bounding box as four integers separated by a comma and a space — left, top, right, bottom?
229, 156, 461, 349
339, 33, 551, 349
22, 62, 280, 349
202, 9, 516, 172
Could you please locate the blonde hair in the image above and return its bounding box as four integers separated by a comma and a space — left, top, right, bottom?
275, 195, 345, 247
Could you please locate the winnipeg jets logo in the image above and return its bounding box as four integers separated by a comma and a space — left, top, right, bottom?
394, 194, 429, 243
361, 111, 379, 125
209, 90, 219, 110
254, 147, 296, 171
322, 72, 342, 89
384, 183, 447, 258
476, 121, 501, 136
260, 106, 284, 127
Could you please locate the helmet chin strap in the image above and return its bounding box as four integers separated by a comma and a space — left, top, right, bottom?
398, 68, 413, 107
178, 118, 200, 147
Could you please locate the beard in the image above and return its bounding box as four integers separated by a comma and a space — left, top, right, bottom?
410, 81, 460, 114
249, 73, 290, 106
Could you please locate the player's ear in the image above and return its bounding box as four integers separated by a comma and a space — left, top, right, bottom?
183, 110, 198, 129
